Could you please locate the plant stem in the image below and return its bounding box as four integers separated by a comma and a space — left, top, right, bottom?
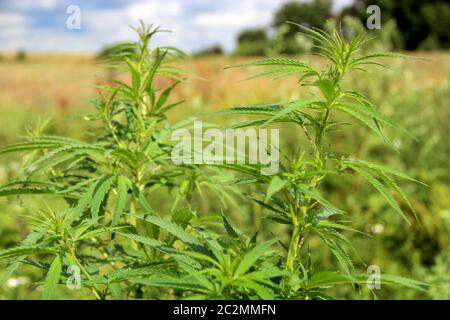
66, 241, 103, 300
285, 222, 301, 272
300, 123, 316, 150
284, 104, 331, 292
316, 109, 330, 147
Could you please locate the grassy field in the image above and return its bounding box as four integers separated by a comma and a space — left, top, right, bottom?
0, 52, 449, 299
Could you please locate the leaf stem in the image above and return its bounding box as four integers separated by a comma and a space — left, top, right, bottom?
65, 240, 103, 300
316, 109, 330, 147
285, 221, 301, 272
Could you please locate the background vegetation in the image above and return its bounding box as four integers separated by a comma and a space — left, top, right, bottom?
0, 0, 448, 299
235, 0, 450, 55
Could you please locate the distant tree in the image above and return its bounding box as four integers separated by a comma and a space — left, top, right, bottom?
273, 0, 332, 54
274, 0, 331, 30
16, 49, 27, 62
235, 28, 269, 56
272, 24, 314, 55
343, 0, 450, 50
193, 44, 224, 57
420, 2, 450, 49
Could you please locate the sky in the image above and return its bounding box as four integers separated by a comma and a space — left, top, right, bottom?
0, 0, 355, 53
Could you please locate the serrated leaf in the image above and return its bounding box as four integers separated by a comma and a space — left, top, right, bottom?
375, 170, 418, 222
133, 214, 200, 246
229, 118, 290, 129
352, 273, 428, 292
307, 271, 357, 289
315, 78, 337, 103
91, 175, 115, 221
71, 178, 100, 221
338, 102, 414, 139
0, 246, 58, 260
234, 239, 276, 277
172, 208, 194, 229
265, 176, 287, 203
0, 142, 62, 155
221, 213, 240, 241
244, 67, 304, 81
229, 57, 315, 69
0, 186, 54, 197
262, 99, 318, 127
117, 232, 164, 247
106, 267, 161, 283
132, 277, 207, 292
336, 104, 390, 144
212, 103, 284, 116
108, 282, 122, 300
341, 158, 425, 185
241, 279, 275, 299
357, 169, 411, 224
313, 207, 338, 222
42, 255, 62, 300
156, 81, 180, 110
316, 230, 354, 274
314, 221, 366, 236
297, 183, 343, 214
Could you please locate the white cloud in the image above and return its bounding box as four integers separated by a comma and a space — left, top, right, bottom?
333, 0, 355, 12
190, 0, 280, 50
127, 0, 183, 20
0, 0, 356, 53
0, 13, 30, 49
5, 0, 60, 10
127, 1, 158, 20
213, 0, 278, 25
0, 13, 27, 27
193, 13, 257, 28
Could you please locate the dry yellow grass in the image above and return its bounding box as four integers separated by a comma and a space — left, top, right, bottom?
0, 51, 447, 123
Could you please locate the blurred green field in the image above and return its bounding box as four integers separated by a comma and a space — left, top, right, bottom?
0, 52, 449, 299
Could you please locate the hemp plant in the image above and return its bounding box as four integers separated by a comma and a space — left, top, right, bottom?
0, 22, 427, 300
216, 22, 427, 299
0, 22, 229, 299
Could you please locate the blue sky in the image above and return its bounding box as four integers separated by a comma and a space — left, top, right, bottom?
0, 0, 354, 53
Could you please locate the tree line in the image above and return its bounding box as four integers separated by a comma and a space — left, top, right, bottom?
232, 0, 449, 56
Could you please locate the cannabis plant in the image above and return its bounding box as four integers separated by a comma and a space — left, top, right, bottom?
211, 22, 428, 299
0, 22, 427, 300
0, 22, 226, 299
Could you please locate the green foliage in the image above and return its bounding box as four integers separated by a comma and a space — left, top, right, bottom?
272, 24, 314, 55
95, 42, 137, 61
333, 16, 403, 51
43, 255, 62, 300
0, 21, 429, 300
221, 22, 428, 298
344, 0, 450, 50
15, 49, 27, 62
0, 21, 220, 300
193, 45, 224, 57
273, 0, 331, 54
235, 28, 270, 56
